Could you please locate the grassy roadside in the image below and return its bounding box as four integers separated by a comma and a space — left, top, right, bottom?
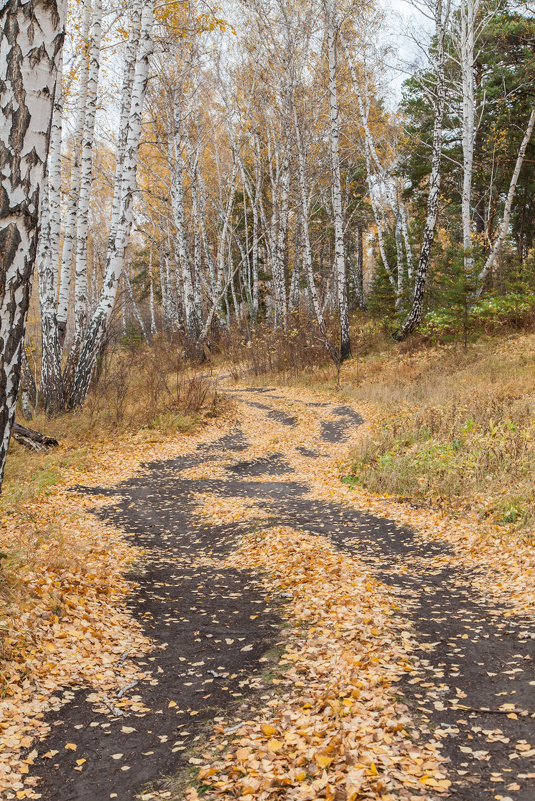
341, 333, 535, 540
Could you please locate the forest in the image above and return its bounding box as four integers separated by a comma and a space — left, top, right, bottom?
0, 0, 534, 800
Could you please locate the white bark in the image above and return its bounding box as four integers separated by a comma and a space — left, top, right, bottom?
0, 0, 65, 481
73, 0, 103, 345
169, 90, 197, 337
48, 48, 63, 295
273, 148, 289, 329
477, 106, 535, 290
56, 0, 91, 340
398, 0, 450, 339
107, 0, 143, 255
124, 272, 148, 343
69, 0, 154, 407
456, 0, 479, 277
325, 0, 350, 359
149, 247, 157, 336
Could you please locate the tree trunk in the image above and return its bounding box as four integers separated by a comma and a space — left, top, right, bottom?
0, 0, 65, 486
73, 0, 103, 347
38, 45, 64, 414
38, 172, 64, 413
396, 0, 449, 340
56, 0, 91, 345
68, 0, 154, 408
458, 0, 478, 280
12, 422, 58, 451
169, 90, 198, 339
325, 1, 350, 360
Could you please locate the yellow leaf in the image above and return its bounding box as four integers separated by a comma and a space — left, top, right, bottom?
261, 724, 277, 736
369, 762, 378, 775
65, 743, 77, 751
76, 759, 86, 766
295, 770, 306, 781
316, 754, 332, 769
168, 700, 177, 708
267, 738, 283, 753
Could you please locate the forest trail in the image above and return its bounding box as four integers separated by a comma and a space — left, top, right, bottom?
28, 386, 534, 801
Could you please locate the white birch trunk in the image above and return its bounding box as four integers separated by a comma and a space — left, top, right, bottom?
458, 0, 478, 278
398, 0, 450, 339
325, 0, 350, 359
149, 247, 157, 336
72, 0, 103, 345
38, 171, 64, 413
68, 0, 154, 408
169, 91, 197, 338
124, 273, 148, 343
477, 106, 535, 291
106, 0, 142, 258
56, 0, 91, 342
273, 149, 289, 329
0, 0, 65, 482
48, 48, 63, 295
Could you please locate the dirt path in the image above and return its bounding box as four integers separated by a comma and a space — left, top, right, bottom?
27, 387, 534, 801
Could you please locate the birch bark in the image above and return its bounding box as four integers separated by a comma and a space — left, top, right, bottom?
457, 0, 479, 279
72, 0, 103, 346
68, 0, 154, 408
476, 106, 535, 291
169, 90, 198, 338
56, 0, 91, 343
397, 0, 450, 339
0, 0, 65, 483
325, 0, 350, 360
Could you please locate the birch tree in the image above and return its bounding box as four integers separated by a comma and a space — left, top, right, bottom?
324, 0, 351, 359
56, 0, 91, 343
397, 0, 451, 339
69, 0, 154, 408
72, 0, 103, 349
0, 0, 65, 485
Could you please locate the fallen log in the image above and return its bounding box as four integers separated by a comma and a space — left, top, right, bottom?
12, 423, 59, 451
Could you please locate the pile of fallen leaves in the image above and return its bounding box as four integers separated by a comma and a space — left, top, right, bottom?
0, 412, 236, 799
185, 526, 448, 801
0, 490, 150, 798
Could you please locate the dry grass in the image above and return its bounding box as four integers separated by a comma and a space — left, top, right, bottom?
2, 339, 223, 516
341, 333, 535, 537
216, 311, 387, 381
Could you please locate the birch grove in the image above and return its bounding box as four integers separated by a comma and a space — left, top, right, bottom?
0, 0, 534, 487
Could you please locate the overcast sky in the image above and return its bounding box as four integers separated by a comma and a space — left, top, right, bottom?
378, 0, 435, 102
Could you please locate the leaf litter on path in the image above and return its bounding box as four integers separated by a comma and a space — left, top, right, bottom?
184, 525, 447, 801
3, 382, 534, 800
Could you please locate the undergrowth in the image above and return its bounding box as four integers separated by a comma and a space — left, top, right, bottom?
342, 335, 535, 537
2, 339, 224, 516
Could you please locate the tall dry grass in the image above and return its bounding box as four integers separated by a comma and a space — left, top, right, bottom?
343, 336, 535, 536
3, 339, 224, 515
